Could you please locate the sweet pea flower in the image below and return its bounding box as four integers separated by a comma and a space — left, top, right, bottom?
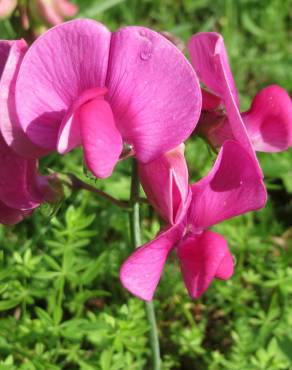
0, 40, 57, 225
188, 32, 292, 153
0, 131, 60, 225
0, 133, 53, 225
13, 19, 202, 178
138, 144, 189, 226
120, 141, 267, 301
0, 39, 47, 157
0, 202, 31, 225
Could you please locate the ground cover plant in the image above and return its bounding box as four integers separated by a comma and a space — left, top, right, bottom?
0, 1, 291, 369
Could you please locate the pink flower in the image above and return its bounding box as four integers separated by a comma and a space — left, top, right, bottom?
0, 133, 49, 225
188, 32, 292, 153
0, 39, 47, 157
0, 202, 31, 225
13, 19, 202, 178
0, 40, 56, 225
120, 141, 267, 301
138, 144, 189, 226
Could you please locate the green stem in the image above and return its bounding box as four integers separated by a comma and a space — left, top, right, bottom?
65, 173, 130, 210
129, 159, 161, 370
145, 303, 161, 370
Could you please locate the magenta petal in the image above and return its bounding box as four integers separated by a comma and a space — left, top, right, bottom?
79, 97, 123, 179
177, 230, 233, 299
107, 26, 201, 163
0, 40, 47, 158
242, 85, 292, 152
188, 32, 239, 108
138, 144, 189, 225
215, 251, 234, 280
201, 88, 222, 111
57, 87, 108, 154
189, 140, 267, 231
15, 19, 111, 150
223, 88, 262, 173
0, 135, 42, 210
0, 200, 27, 225
120, 190, 191, 301
120, 223, 183, 301
57, 112, 81, 154
189, 32, 261, 174
0, 40, 13, 76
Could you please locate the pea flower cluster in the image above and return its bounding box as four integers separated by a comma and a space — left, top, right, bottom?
0, 19, 291, 300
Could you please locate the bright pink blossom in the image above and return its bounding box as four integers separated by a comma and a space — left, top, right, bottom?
0, 39, 47, 157
0, 133, 51, 225
138, 144, 189, 226
242, 85, 292, 152
120, 141, 267, 301
188, 32, 292, 153
0, 132, 58, 225
13, 19, 202, 178
0, 40, 55, 224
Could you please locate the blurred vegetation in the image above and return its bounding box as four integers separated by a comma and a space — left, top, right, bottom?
0, 0, 292, 369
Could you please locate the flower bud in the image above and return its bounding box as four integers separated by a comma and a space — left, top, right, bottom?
139, 144, 189, 225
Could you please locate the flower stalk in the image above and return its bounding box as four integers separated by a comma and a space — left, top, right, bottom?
65, 173, 130, 210
129, 159, 161, 370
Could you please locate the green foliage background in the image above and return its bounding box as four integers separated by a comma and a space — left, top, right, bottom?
0, 0, 292, 369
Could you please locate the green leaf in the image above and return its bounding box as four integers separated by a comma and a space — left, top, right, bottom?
53, 305, 63, 325
35, 307, 53, 326
79, 0, 125, 17
0, 299, 20, 311
34, 271, 61, 280
100, 349, 112, 370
